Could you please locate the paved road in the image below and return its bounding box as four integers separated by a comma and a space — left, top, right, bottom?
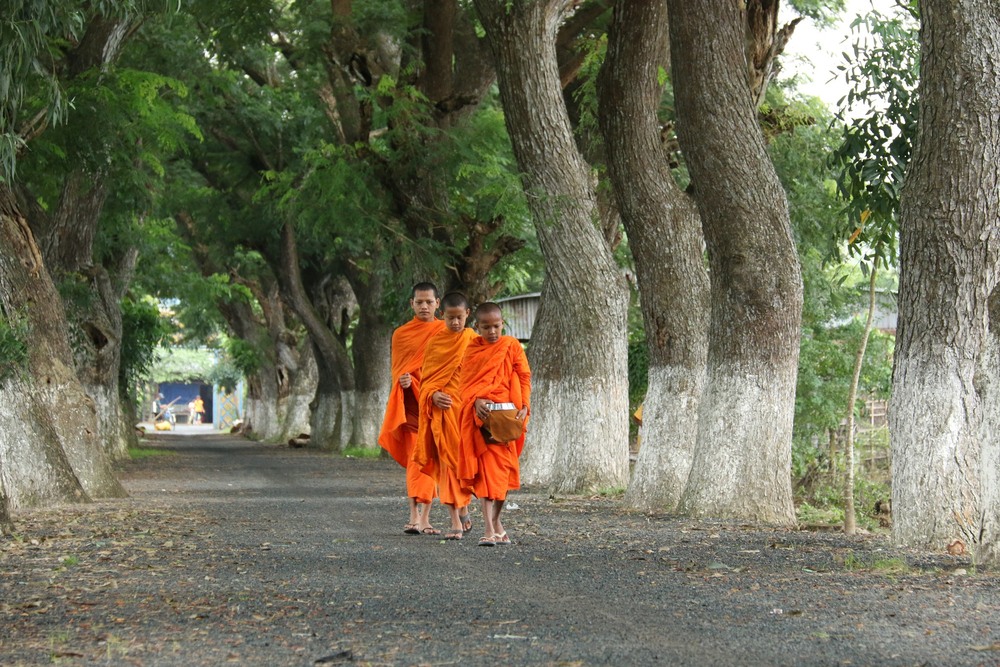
3, 433, 999, 666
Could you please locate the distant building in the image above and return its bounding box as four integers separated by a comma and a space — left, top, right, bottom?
494, 292, 541, 342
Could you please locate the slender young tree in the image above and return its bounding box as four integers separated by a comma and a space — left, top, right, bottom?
669, 0, 803, 524
473, 0, 631, 493
597, 0, 709, 510
891, 0, 1000, 556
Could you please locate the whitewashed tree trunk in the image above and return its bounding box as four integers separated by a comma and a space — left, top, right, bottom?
0, 376, 86, 507
669, 0, 802, 524
597, 0, 709, 511
310, 361, 356, 451
890, 0, 1000, 554
244, 375, 282, 441
0, 186, 124, 503
978, 291, 1000, 562
278, 340, 318, 441
473, 0, 630, 493
346, 272, 391, 448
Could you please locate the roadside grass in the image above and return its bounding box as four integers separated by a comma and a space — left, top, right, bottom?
128, 446, 174, 460
843, 550, 911, 575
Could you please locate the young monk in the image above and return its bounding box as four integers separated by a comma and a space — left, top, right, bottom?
458, 302, 531, 546
413, 292, 478, 540
378, 282, 447, 535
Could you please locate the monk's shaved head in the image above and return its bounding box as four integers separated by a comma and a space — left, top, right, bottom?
411, 281, 439, 299
442, 292, 470, 310
475, 302, 502, 319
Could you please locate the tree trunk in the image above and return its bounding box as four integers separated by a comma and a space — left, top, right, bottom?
978, 289, 1000, 562
0, 184, 123, 503
277, 222, 355, 449
890, 0, 1000, 554
277, 338, 318, 441
346, 274, 391, 448
473, 0, 631, 493
668, 0, 802, 524
597, 0, 710, 511
0, 467, 12, 534
22, 12, 143, 462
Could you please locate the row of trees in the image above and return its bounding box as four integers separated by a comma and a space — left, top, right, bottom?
1, 0, 997, 561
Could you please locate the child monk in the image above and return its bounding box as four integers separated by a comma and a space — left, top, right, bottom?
378, 282, 446, 535
458, 302, 531, 546
413, 292, 477, 540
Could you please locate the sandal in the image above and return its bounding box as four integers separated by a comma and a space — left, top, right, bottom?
421, 526, 441, 535
495, 531, 511, 545
460, 513, 473, 533
477, 536, 496, 547
443, 529, 463, 541
403, 523, 420, 534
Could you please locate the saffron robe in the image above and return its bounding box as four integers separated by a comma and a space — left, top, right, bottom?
378, 316, 446, 503
413, 327, 478, 507
457, 336, 531, 501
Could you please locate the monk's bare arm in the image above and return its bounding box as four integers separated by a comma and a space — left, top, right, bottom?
513, 346, 531, 418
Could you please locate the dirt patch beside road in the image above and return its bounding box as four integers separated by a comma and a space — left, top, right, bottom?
2, 433, 998, 666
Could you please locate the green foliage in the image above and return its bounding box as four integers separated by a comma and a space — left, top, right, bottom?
119, 296, 170, 393
128, 446, 175, 459
829, 7, 919, 268
225, 336, 262, 377
150, 346, 217, 382
0, 308, 30, 382
793, 318, 894, 468
0, 2, 78, 181
797, 502, 844, 526
788, 0, 846, 26
627, 337, 649, 410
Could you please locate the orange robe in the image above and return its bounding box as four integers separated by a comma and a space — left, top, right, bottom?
413, 327, 478, 507
458, 336, 531, 501
378, 316, 447, 503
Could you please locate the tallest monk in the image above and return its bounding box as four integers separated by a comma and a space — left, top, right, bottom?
379, 282, 446, 535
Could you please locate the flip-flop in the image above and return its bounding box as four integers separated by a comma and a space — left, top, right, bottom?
443, 529, 463, 541
495, 531, 511, 545
403, 523, 420, 534
421, 526, 441, 535
460, 513, 473, 533
477, 536, 496, 547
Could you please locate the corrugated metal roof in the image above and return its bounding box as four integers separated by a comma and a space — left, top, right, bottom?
493, 292, 541, 341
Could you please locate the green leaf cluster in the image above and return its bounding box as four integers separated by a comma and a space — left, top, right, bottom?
829, 7, 919, 268
119, 296, 170, 392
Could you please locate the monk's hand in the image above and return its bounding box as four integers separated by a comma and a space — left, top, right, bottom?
474, 398, 490, 421
398, 373, 412, 389
433, 391, 452, 409
516, 407, 528, 421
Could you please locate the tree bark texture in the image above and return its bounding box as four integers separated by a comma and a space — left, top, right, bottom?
474, 0, 631, 493
890, 0, 1000, 555
598, 0, 710, 511
979, 289, 1000, 562
0, 467, 12, 534
278, 222, 356, 449
0, 185, 124, 504
277, 338, 318, 442
346, 272, 391, 448
668, 0, 802, 524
